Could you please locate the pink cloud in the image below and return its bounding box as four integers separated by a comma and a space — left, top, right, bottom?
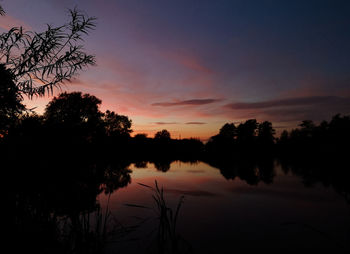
161, 51, 213, 74
152, 98, 220, 107
0, 14, 32, 31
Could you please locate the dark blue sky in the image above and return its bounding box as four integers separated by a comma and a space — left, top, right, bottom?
1, 0, 350, 139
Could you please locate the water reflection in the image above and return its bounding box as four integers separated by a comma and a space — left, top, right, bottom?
206, 157, 275, 185
9, 151, 132, 254
8, 152, 350, 253
118, 160, 350, 253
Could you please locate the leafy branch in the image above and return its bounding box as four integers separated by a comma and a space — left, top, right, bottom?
0, 7, 96, 97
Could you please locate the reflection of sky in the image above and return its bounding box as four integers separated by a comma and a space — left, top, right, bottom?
98, 161, 349, 251
1, 1, 350, 139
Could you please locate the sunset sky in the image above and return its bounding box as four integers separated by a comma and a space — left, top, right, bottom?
1, 0, 349, 140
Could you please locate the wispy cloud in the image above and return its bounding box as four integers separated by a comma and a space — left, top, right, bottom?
225, 96, 346, 110
185, 122, 207, 125
223, 96, 350, 123
153, 122, 178, 125
152, 98, 220, 107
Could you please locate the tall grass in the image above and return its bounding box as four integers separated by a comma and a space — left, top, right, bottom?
56, 198, 134, 254
126, 180, 191, 254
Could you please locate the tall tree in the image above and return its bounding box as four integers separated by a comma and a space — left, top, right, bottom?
219, 123, 237, 139
236, 119, 258, 146
257, 121, 275, 147
44, 92, 102, 124
44, 92, 103, 141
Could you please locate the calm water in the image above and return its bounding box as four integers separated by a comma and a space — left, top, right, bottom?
98, 161, 350, 253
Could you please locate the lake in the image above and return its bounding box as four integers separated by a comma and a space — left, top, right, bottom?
98, 160, 350, 253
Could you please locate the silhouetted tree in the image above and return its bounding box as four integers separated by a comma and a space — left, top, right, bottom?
205, 118, 279, 159
134, 133, 148, 139
278, 130, 289, 146
103, 110, 132, 137
236, 119, 258, 146
44, 92, 104, 142
329, 114, 350, 144
154, 129, 171, 140
9, 113, 44, 144
219, 123, 237, 139
205, 122, 236, 156
0, 64, 25, 137
0, 8, 96, 96
257, 121, 275, 148
299, 120, 315, 139
276, 114, 350, 156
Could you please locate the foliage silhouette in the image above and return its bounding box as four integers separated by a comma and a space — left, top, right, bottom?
0, 64, 25, 137
219, 122, 237, 139
0, 4, 4, 16
236, 119, 258, 147
155, 129, 171, 140
276, 114, 350, 156
205, 119, 275, 157
44, 92, 103, 124
103, 110, 132, 138
0, 7, 96, 96
153, 160, 172, 172
205, 156, 275, 185
44, 91, 104, 143
257, 121, 275, 148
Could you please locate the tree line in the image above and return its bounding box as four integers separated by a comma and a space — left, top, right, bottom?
2, 78, 349, 161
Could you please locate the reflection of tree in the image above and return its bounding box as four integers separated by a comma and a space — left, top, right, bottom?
8, 146, 133, 253
258, 159, 275, 184
134, 161, 148, 168
279, 157, 350, 203
153, 160, 171, 172
206, 157, 275, 185
102, 162, 132, 195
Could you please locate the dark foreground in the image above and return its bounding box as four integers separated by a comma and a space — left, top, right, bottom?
5, 141, 350, 253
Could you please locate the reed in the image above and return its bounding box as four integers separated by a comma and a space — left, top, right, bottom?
56, 197, 133, 253
126, 180, 191, 254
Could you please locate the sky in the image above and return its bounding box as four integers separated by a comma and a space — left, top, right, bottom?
1, 0, 350, 140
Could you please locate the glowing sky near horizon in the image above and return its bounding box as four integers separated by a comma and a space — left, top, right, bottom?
1, 0, 350, 140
